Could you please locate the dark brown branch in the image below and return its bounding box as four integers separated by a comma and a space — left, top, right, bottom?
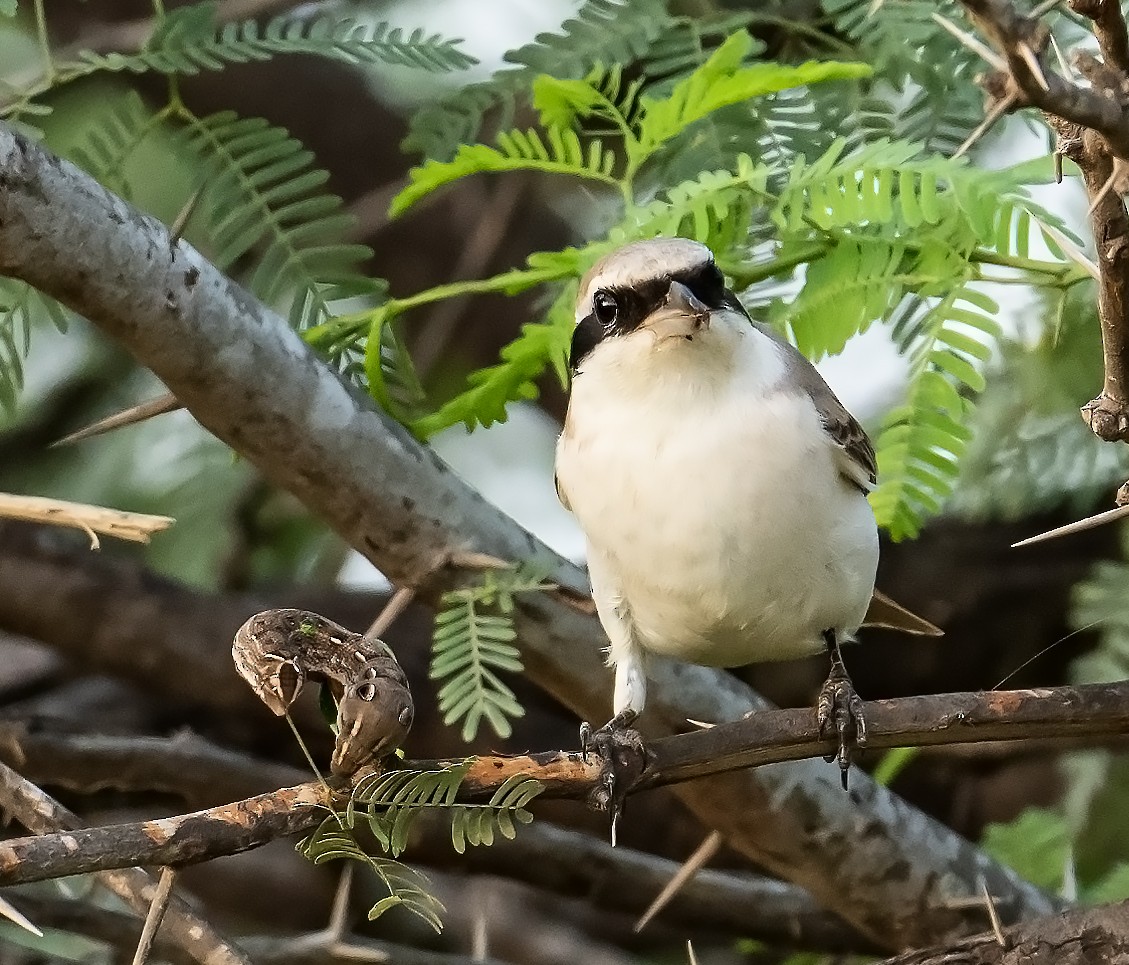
0, 762, 251, 965
877, 898, 1129, 964
410, 818, 871, 953
3, 681, 1126, 891
957, 0, 1129, 444
962, 0, 1129, 157
1070, 0, 1129, 76
0, 723, 308, 806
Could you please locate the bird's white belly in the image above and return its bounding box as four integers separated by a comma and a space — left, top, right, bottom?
557, 370, 878, 668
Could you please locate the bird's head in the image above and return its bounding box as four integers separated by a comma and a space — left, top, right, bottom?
570, 238, 743, 373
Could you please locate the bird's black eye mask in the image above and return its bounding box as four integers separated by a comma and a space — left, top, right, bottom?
569, 260, 738, 372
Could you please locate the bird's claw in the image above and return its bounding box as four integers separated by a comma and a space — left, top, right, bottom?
816, 669, 867, 790
578, 711, 646, 845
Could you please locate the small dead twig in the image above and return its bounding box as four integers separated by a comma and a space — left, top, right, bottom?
52, 392, 182, 447
0, 493, 173, 548
131, 867, 177, 965
635, 831, 722, 933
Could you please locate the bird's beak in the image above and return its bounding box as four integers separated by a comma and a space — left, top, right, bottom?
643, 280, 711, 342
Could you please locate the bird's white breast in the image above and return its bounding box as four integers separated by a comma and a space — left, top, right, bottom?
556, 317, 878, 667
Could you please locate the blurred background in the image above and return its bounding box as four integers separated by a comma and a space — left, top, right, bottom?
3, 0, 1129, 962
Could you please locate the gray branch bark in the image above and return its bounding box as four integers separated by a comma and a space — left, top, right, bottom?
0, 120, 1060, 951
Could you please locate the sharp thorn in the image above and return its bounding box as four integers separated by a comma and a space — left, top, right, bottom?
1019, 41, 1051, 91
1012, 504, 1129, 547
931, 12, 1007, 71
52, 392, 182, 447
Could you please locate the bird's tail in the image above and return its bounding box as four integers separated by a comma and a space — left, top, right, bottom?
863, 588, 943, 636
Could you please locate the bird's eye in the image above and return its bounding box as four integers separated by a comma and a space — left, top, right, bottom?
356, 682, 376, 702
398, 705, 413, 727
592, 290, 619, 326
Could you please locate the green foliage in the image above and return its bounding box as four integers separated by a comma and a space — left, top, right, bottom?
77, 5, 475, 76
405, 0, 670, 159
431, 563, 554, 742
397, 33, 869, 216
820, 0, 986, 155
952, 290, 1129, 520
982, 807, 1072, 893
182, 110, 381, 330
410, 289, 576, 438
392, 128, 618, 218
0, 281, 67, 415
298, 815, 445, 931
68, 91, 157, 197
350, 762, 543, 855
298, 760, 544, 929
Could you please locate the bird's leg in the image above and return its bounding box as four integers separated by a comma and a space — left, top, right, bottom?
580, 709, 647, 845
816, 629, 867, 790
580, 647, 650, 844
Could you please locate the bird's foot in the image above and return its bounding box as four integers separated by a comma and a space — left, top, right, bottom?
816, 667, 867, 790
579, 710, 647, 845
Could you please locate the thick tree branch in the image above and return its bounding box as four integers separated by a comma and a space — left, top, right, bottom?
0, 762, 250, 965
962, 0, 1129, 157
2, 682, 1125, 892
957, 0, 1129, 444
877, 899, 1129, 964
0, 723, 308, 806
0, 120, 1058, 950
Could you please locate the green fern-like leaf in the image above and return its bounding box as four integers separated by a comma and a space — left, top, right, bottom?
410, 306, 574, 439
349, 760, 544, 857
405, 0, 669, 159
68, 90, 157, 197
183, 111, 379, 330
298, 815, 445, 931
429, 563, 554, 741
870, 285, 1001, 539
0, 280, 68, 415
780, 238, 906, 359
631, 32, 870, 167
76, 5, 475, 76
392, 128, 618, 217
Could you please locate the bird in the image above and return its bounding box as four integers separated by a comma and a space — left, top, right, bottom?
554, 237, 940, 791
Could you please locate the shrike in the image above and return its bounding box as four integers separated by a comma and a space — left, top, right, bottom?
555, 238, 939, 787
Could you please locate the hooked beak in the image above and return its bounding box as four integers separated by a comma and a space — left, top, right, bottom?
643, 281, 711, 342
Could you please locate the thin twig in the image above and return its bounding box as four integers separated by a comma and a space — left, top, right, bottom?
0, 493, 173, 548
981, 880, 1009, 948
1012, 501, 1129, 546
131, 867, 177, 965
953, 92, 1017, 159
1018, 40, 1052, 89
52, 392, 182, 447
932, 12, 1008, 69
362, 586, 415, 644
634, 831, 722, 932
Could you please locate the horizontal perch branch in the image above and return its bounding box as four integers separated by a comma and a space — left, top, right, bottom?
2, 680, 1125, 886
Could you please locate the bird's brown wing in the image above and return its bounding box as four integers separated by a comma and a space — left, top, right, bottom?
752, 321, 876, 493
